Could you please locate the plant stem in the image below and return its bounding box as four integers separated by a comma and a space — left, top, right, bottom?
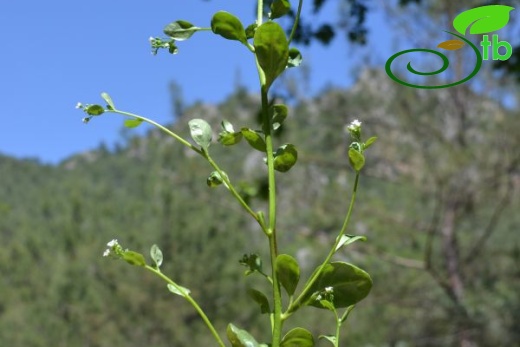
288, 0, 304, 44
284, 172, 360, 317
257, 0, 264, 25
261, 86, 283, 346
108, 110, 202, 154
145, 265, 226, 347
107, 109, 265, 231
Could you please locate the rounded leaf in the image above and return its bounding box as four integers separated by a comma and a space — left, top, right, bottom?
281, 327, 314, 347
221, 119, 235, 133
245, 23, 258, 39
270, 0, 291, 19
101, 92, 115, 110
453, 5, 514, 35
273, 144, 298, 172
164, 20, 198, 41
241, 128, 266, 152
287, 48, 303, 68
122, 250, 146, 267
319, 335, 336, 346
272, 104, 288, 130
335, 234, 367, 252
207, 171, 228, 188
167, 283, 191, 297
150, 244, 163, 268
85, 104, 104, 116
239, 253, 263, 276
247, 288, 271, 314
364, 136, 377, 150
304, 262, 372, 309
124, 118, 143, 128
227, 323, 260, 347
348, 148, 365, 172
276, 254, 300, 296
188, 119, 212, 150
219, 131, 243, 146
254, 22, 289, 90
211, 11, 247, 44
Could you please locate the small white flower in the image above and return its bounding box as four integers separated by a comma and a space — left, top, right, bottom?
75, 102, 83, 109
347, 119, 361, 130
148, 36, 155, 43
316, 294, 322, 301
325, 286, 333, 293
103, 249, 111, 257
107, 239, 118, 247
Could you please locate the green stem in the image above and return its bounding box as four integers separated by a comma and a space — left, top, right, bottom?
145, 265, 226, 347
288, 0, 303, 44
334, 310, 341, 347
284, 172, 360, 317
205, 153, 266, 231
261, 86, 283, 346
108, 109, 202, 155
107, 109, 266, 232
257, 0, 264, 25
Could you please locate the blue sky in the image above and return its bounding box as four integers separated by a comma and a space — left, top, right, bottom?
0, 0, 391, 164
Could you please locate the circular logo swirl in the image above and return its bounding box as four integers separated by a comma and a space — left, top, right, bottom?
385, 31, 482, 89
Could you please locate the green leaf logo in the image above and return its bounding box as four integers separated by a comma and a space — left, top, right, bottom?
453, 5, 514, 35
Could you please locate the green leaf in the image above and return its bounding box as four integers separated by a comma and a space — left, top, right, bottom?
219, 132, 243, 146
335, 234, 367, 252
318, 335, 336, 346
85, 104, 104, 116
122, 250, 146, 266
221, 119, 235, 133
239, 254, 263, 276
241, 128, 266, 152
287, 48, 303, 68
453, 5, 514, 35
348, 148, 365, 172
270, 0, 291, 19
273, 144, 298, 172
150, 244, 163, 268
281, 327, 314, 347
364, 136, 377, 149
318, 299, 336, 312
211, 11, 247, 44
254, 22, 289, 90
227, 323, 260, 347
101, 92, 115, 110
164, 20, 198, 41
276, 254, 300, 296
340, 305, 356, 323
167, 283, 191, 297
245, 23, 258, 39
207, 171, 229, 188
219, 121, 242, 146
188, 119, 212, 150
272, 104, 288, 130
304, 262, 372, 309
124, 118, 143, 128
247, 288, 271, 314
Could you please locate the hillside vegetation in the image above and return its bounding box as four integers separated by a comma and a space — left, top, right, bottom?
1, 69, 519, 346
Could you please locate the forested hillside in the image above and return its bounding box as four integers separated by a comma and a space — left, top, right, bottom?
1, 69, 519, 346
